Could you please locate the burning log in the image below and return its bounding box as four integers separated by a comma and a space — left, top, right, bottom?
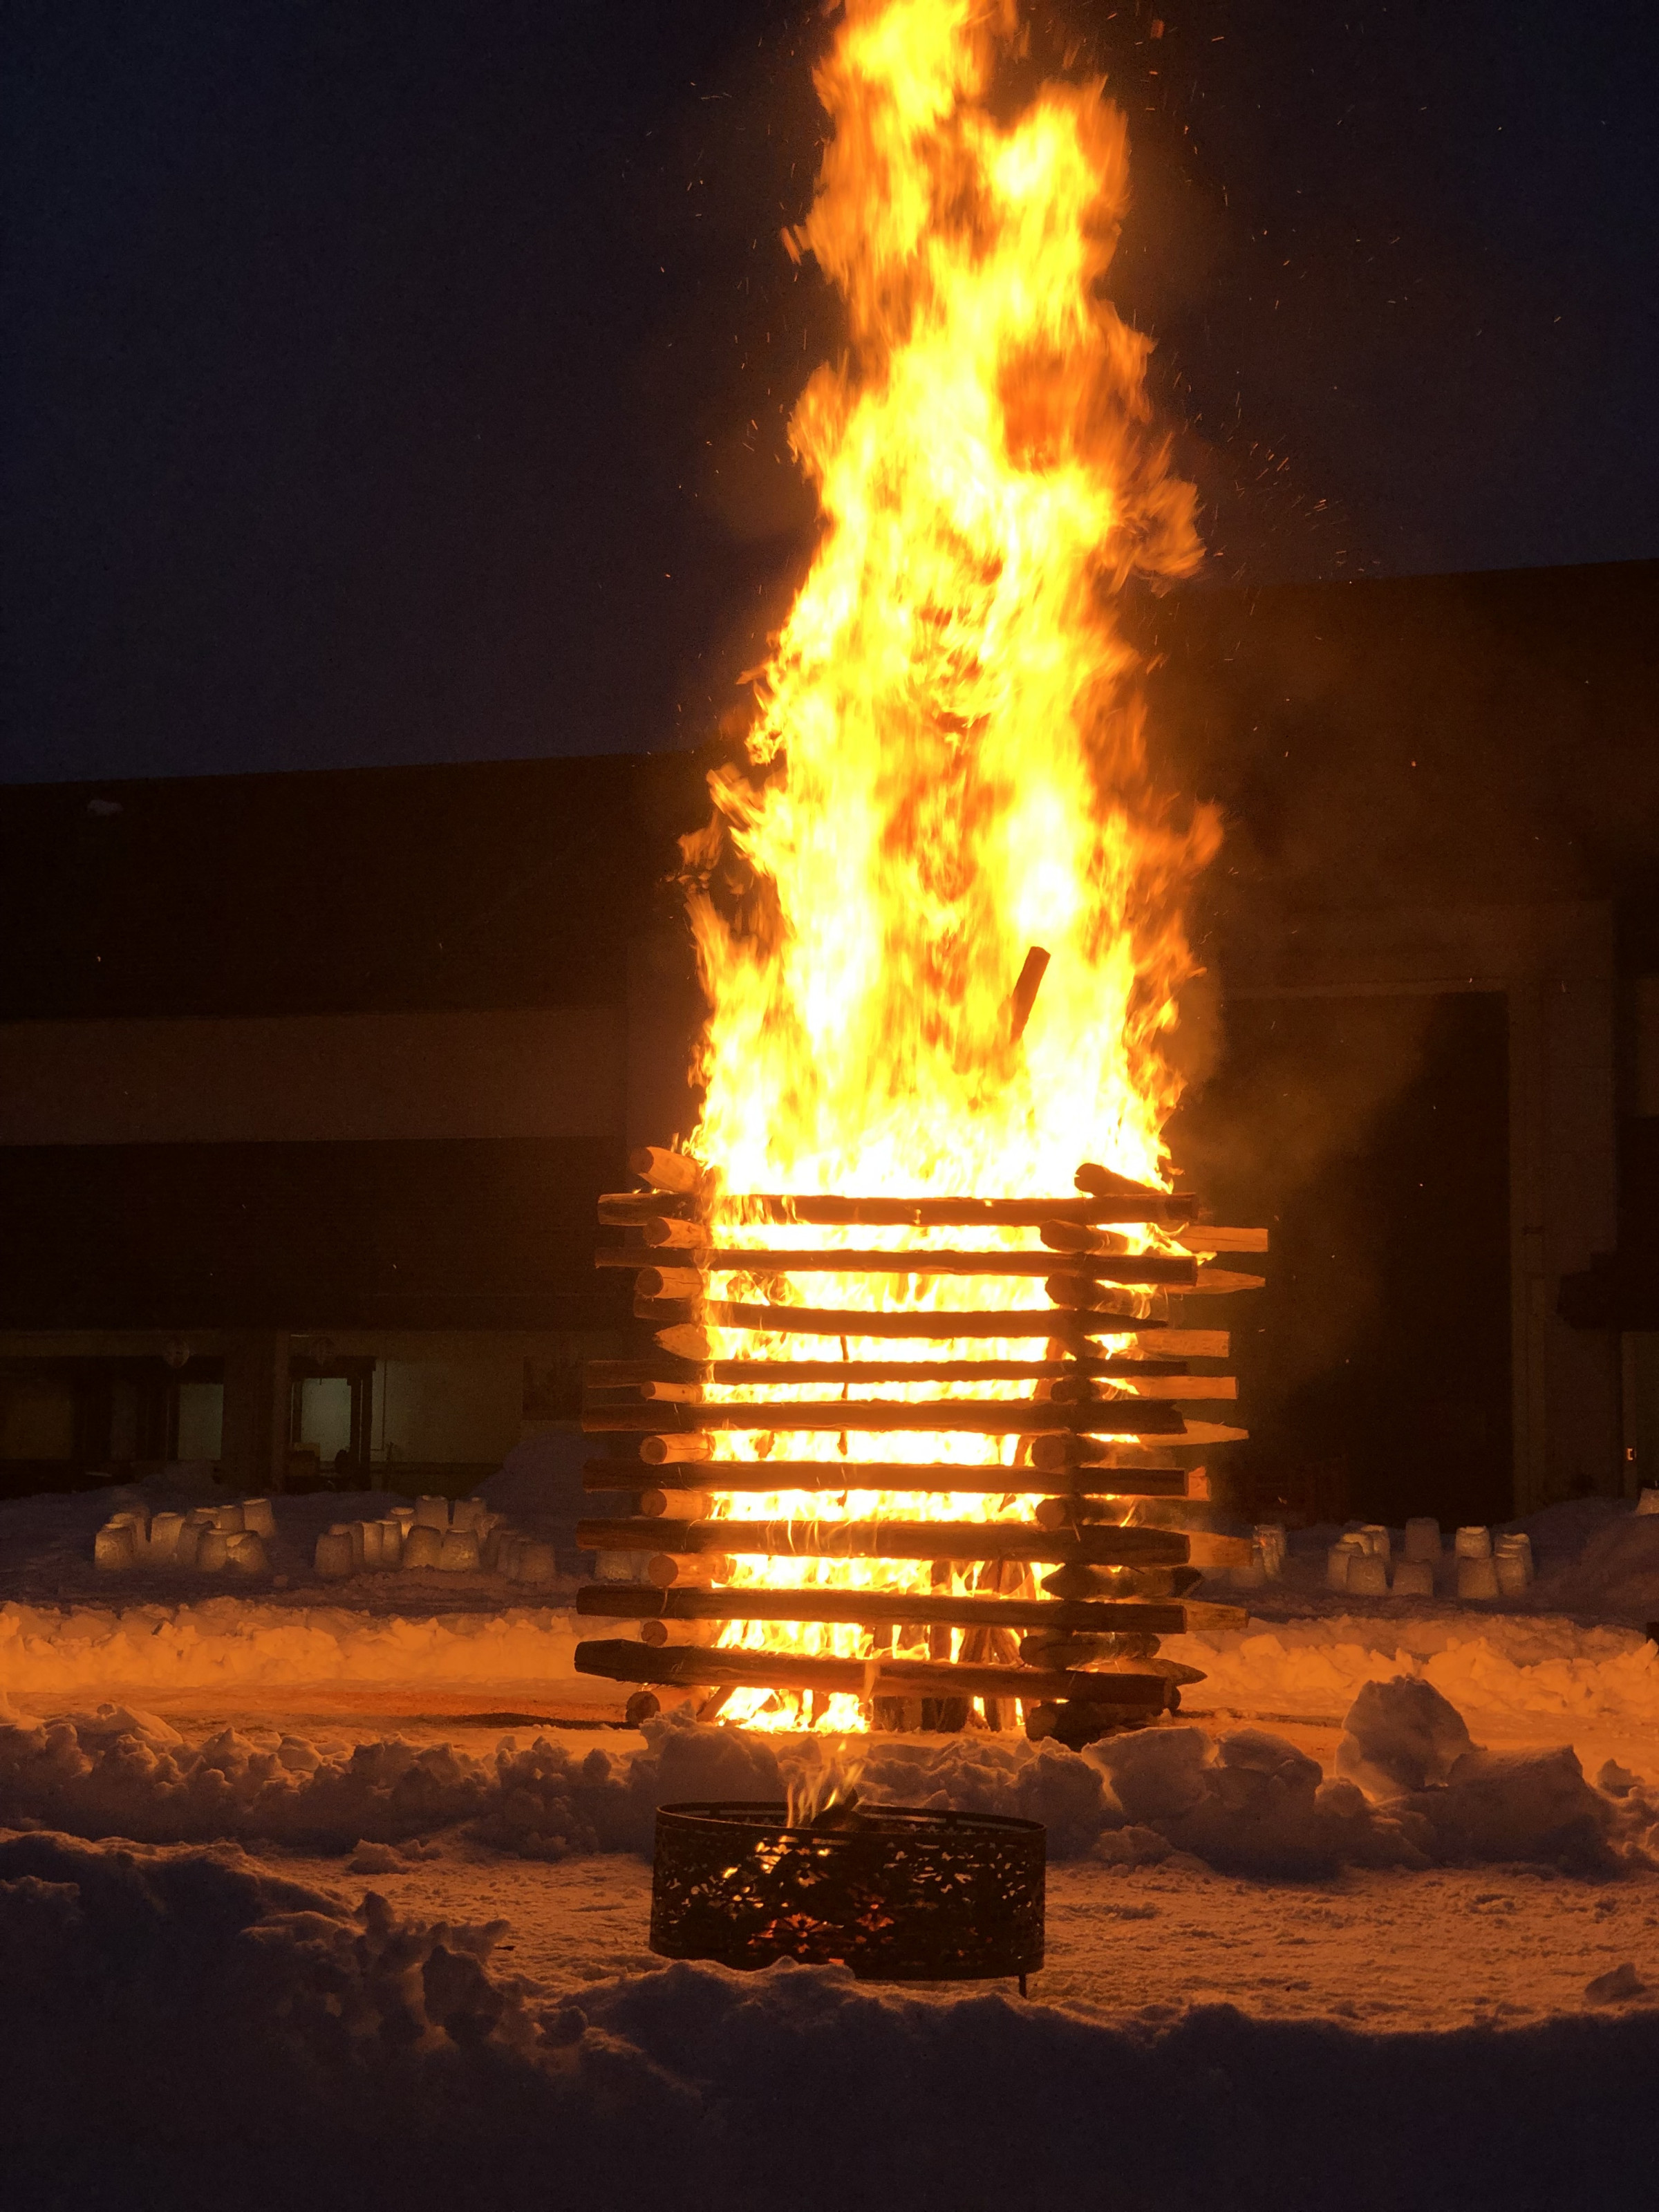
1173, 1226, 1270, 1254
668, 1191, 1194, 1226
1044, 1374, 1235, 1402
599, 1245, 1200, 1284
580, 1398, 1186, 1437
585, 1355, 1193, 1387
1005, 945, 1051, 1042
577, 1514, 1250, 1569
583, 1456, 1206, 1497
1074, 1162, 1171, 1201
1044, 1272, 1161, 1309
650, 1321, 1224, 1361
1028, 1429, 1232, 1471
574, 1582, 1246, 1635
1033, 1487, 1207, 1528
653, 1303, 1170, 1340
1044, 1219, 1267, 1257
630, 1146, 703, 1194
574, 1636, 1178, 1711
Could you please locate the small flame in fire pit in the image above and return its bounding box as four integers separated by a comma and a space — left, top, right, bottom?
677, 0, 1220, 1732
785, 1743, 869, 1828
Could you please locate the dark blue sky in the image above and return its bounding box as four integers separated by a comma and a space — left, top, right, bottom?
6, 0, 1656, 783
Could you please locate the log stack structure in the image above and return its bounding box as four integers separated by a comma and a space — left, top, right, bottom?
574, 1146, 1267, 1745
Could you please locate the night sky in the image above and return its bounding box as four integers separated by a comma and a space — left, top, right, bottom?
6, 0, 1656, 784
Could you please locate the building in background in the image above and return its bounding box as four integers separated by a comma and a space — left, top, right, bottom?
1, 561, 1656, 1520
0, 752, 706, 1499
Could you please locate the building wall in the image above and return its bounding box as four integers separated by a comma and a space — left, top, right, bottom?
0, 1008, 622, 1145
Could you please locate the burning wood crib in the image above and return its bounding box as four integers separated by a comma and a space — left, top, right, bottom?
575, 1145, 1266, 1744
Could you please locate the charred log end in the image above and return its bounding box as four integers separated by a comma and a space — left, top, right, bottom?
1023, 1699, 1154, 1751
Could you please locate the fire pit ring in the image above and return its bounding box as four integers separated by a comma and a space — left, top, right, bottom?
650, 1800, 1044, 1986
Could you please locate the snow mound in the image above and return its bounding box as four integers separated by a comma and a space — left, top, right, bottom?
4, 1828, 1659, 2212
1170, 1611, 1659, 1734
1338, 1675, 1477, 1793
6, 1691, 1652, 1877
1536, 1512, 1659, 1620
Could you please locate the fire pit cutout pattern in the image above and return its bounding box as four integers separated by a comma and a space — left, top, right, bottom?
650, 1801, 1045, 1985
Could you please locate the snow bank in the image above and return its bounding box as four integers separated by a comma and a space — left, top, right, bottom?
0, 1595, 583, 1696
1170, 1611, 1659, 1735
5, 1689, 1653, 1876
3, 1826, 1658, 2212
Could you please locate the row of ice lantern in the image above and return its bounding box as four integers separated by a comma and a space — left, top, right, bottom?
311, 1494, 556, 1584
95, 1499, 278, 1575
1327, 1520, 1534, 1599
93, 1493, 559, 1586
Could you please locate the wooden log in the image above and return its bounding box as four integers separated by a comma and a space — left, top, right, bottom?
1182, 1269, 1267, 1296
1044, 1273, 1163, 1310
574, 1582, 1247, 1635
631, 1265, 706, 1302
577, 1515, 1251, 1568
630, 1145, 702, 1194
1051, 1375, 1236, 1402
1172, 1226, 1271, 1254
1033, 1471, 1212, 1524
683, 1194, 1195, 1227
585, 1356, 1193, 1388
1174, 1421, 1249, 1446
1042, 1562, 1202, 1600
1040, 1220, 1129, 1255
658, 1303, 1168, 1341
579, 1398, 1186, 1437
646, 1553, 731, 1588
639, 1434, 713, 1465
651, 1321, 1221, 1362
605, 1369, 1226, 1404
1029, 1430, 1239, 1471
1142, 1330, 1229, 1359
598, 1246, 1201, 1286
598, 1192, 702, 1227
573, 1637, 1177, 1710
639, 1488, 713, 1519
1074, 1162, 1174, 1201
1006, 945, 1051, 1042
583, 1456, 1203, 1497
641, 1217, 711, 1250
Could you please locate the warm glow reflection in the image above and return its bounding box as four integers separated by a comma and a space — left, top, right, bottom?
678, 0, 1219, 1730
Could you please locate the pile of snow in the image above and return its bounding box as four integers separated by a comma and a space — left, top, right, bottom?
2, 1827, 1657, 2212
3, 1683, 1654, 1877
1169, 1611, 1659, 1736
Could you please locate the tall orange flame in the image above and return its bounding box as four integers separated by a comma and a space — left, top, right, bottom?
676, 0, 1220, 1732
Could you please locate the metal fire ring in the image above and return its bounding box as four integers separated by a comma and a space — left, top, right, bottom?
650, 1800, 1044, 1985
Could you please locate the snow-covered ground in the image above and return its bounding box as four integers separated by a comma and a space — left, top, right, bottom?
8, 1469, 1659, 2209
